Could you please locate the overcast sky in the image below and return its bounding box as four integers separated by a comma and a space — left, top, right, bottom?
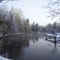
1, 0, 59, 26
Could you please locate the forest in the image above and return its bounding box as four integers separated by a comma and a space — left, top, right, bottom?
0, 0, 60, 37
0, 3, 60, 37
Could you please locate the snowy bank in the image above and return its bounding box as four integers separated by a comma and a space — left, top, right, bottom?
0, 56, 12, 60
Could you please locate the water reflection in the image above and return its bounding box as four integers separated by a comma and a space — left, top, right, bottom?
51, 42, 57, 54
0, 34, 40, 60
47, 40, 57, 53
0, 34, 60, 60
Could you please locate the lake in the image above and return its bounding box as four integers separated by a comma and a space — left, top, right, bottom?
0, 34, 60, 60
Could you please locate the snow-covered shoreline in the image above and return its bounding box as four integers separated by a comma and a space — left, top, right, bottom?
46, 33, 60, 41
0, 56, 12, 60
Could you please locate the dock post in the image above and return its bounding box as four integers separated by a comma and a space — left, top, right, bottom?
54, 36, 56, 42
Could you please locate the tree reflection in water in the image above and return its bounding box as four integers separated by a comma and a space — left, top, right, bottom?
0, 34, 40, 60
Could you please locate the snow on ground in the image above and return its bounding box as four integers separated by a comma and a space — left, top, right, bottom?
46, 33, 60, 41
0, 56, 12, 60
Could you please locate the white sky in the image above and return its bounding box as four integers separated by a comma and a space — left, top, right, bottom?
1, 0, 59, 26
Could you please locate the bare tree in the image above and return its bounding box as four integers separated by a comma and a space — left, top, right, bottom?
47, 0, 60, 19
0, 0, 18, 2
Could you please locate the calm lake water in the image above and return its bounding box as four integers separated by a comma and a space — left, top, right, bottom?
0, 34, 60, 60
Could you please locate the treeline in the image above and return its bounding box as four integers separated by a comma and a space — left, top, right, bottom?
0, 5, 45, 36
0, 5, 41, 36
0, 6, 30, 35
44, 22, 60, 34
0, 5, 60, 36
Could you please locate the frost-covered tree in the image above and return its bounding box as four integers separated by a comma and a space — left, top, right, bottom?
0, 6, 13, 36
0, 4, 25, 36
23, 19, 30, 33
